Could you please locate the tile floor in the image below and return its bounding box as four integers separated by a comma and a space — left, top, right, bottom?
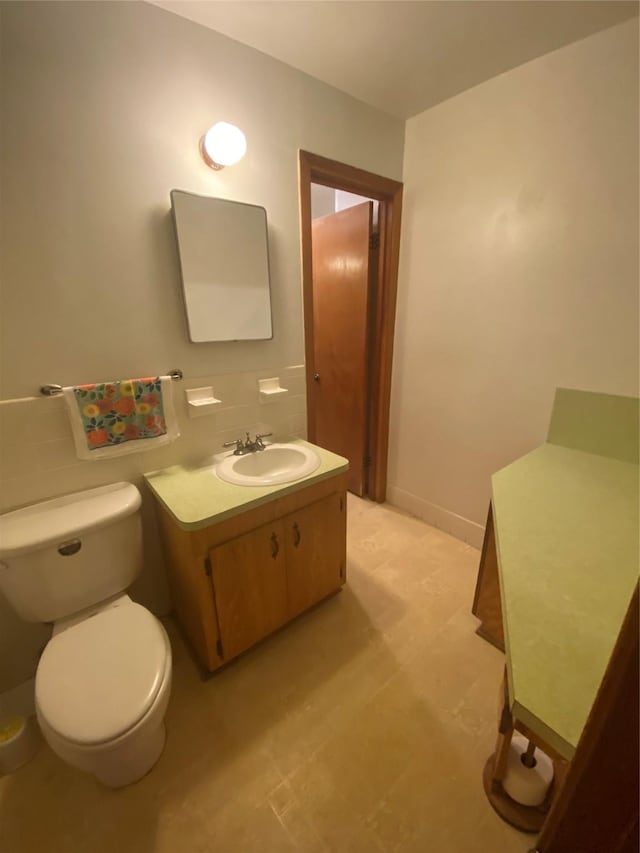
0, 496, 533, 852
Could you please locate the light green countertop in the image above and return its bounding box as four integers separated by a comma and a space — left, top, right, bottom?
492, 442, 639, 759
144, 439, 349, 530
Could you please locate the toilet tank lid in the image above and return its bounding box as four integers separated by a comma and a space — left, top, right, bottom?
0, 482, 141, 559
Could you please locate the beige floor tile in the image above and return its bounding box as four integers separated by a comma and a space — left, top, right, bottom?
268, 779, 328, 853
199, 800, 295, 853
0, 495, 536, 853
276, 767, 386, 853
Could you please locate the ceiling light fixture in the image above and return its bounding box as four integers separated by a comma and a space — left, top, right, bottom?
200, 122, 247, 170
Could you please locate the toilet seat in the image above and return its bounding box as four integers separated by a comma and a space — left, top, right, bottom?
36, 601, 170, 746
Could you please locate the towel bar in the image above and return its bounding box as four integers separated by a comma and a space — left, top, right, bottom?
39, 369, 183, 397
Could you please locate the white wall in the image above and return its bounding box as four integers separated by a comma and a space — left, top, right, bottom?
388, 20, 639, 546
311, 184, 336, 219
311, 185, 378, 224
0, 0, 404, 692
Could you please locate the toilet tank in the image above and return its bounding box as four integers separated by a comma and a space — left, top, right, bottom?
0, 483, 143, 623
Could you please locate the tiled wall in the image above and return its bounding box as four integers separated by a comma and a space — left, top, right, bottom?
0, 364, 306, 691
0, 364, 306, 512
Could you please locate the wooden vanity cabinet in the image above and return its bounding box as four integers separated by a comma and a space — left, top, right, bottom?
285, 492, 346, 619
208, 519, 289, 662
155, 472, 347, 672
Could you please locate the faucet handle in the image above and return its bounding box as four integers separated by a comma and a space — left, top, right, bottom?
255, 432, 272, 450
222, 438, 243, 452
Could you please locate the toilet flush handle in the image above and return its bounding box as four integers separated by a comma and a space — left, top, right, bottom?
58, 539, 82, 556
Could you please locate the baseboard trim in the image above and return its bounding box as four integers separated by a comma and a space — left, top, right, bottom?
386, 486, 485, 548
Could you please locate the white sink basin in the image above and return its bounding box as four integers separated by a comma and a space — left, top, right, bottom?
215, 443, 321, 486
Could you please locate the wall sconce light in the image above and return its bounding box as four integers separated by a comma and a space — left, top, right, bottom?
200, 122, 247, 170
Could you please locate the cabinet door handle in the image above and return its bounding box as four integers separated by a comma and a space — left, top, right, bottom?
293, 522, 301, 548
270, 532, 279, 559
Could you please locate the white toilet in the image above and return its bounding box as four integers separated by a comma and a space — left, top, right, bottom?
0, 482, 172, 787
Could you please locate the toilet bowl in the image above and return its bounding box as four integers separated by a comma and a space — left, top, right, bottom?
0, 483, 172, 787
36, 596, 172, 788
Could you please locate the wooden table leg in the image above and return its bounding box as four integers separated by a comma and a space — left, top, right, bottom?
483, 668, 560, 834
491, 727, 515, 791
491, 669, 514, 791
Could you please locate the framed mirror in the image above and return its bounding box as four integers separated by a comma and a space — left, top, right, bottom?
170, 190, 273, 342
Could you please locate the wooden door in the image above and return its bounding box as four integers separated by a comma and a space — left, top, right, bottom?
209, 520, 288, 661
311, 202, 375, 496
285, 492, 347, 619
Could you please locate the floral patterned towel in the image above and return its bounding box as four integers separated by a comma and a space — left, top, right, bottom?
72, 377, 167, 451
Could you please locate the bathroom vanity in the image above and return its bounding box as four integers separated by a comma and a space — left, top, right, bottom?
144, 441, 348, 672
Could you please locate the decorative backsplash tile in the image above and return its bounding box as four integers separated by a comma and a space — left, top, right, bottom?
0, 364, 307, 513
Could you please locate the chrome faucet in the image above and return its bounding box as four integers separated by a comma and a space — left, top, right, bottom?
222, 432, 272, 456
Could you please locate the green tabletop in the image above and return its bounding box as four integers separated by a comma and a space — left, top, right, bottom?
492, 391, 639, 759
144, 439, 348, 530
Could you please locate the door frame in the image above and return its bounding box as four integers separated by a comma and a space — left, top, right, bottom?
298, 150, 403, 502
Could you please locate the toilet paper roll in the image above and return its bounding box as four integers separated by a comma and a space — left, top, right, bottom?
502, 735, 554, 807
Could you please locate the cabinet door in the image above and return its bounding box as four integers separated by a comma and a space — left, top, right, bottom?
285, 492, 346, 619
209, 519, 288, 661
